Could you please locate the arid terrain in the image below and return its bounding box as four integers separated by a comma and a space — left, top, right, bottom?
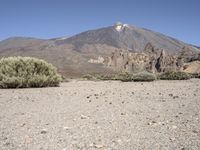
0, 79, 200, 150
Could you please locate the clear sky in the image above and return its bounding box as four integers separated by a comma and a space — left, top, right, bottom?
0, 0, 199, 46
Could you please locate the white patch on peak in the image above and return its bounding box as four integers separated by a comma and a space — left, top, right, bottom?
114, 22, 130, 32
115, 25, 123, 32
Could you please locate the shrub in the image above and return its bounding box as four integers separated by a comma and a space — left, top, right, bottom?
97, 73, 133, 81
196, 74, 200, 79
159, 71, 191, 80
94, 72, 156, 82
0, 57, 62, 88
189, 73, 200, 79
116, 73, 133, 82
132, 72, 156, 82
82, 74, 96, 80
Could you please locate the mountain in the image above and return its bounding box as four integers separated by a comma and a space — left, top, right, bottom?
0, 23, 199, 77
55, 23, 199, 53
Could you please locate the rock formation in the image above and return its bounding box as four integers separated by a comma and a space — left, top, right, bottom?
107, 50, 149, 73
107, 44, 185, 73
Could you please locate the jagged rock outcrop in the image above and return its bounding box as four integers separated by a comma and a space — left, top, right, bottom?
107, 46, 184, 73
107, 50, 149, 73
178, 46, 200, 62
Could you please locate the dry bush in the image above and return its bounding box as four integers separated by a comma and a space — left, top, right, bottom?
132, 72, 156, 82
0, 57, 62, 88
159, 71, 190, 80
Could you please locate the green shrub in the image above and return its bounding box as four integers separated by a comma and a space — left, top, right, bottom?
196, 74, 200, 79
116, 73, 133, 82
97, 73, 133, 81
132, 72, 156, 82
159, 71, 191, 80
0, 57, 62, 88
188, 73, 200, 79
82, 74, 96, 80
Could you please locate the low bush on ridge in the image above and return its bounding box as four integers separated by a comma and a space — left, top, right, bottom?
132, 72, 156, 82
189, 73, 200, 79
0, 57, 62, 88
159, 71, 191, 80
84, 72, 156, 82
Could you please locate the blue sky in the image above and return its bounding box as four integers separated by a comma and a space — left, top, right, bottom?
0, 0, 199, 46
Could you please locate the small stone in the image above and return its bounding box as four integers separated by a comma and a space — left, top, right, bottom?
4, 142, 10, 146
24, 137, 33, 144
81, 114, 89, 119
169, 137, 175, 141
21, 123, 26, 127
117, 139, 122, 145
121, 112, 126, 115
172, 125, 177, 129
41, 129, 47, 134
173, 96, 179, 99
63, 126, 70, 130
192, 130, 198, 133
109, 102, 112, 105
94, 144, 104, 148
147, 122, 152, 125
152, 120, 156, 123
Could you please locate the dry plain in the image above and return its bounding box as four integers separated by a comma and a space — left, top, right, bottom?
0, 79, 200, 150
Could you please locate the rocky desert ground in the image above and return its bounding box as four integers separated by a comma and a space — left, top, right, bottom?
0, 79, 200, 150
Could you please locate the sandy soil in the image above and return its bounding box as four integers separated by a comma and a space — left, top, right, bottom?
0, 79, 200, 150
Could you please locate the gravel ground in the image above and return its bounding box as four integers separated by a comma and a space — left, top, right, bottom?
0, 79, 200, 150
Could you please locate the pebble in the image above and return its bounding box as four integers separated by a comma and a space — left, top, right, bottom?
172, 125, 177, 129
41, 129, 47, 134
81, 114, 89, 119
63, 126, 71, 130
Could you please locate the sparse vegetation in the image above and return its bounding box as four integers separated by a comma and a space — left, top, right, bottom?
0, 57, 62, 88
159, 71, 191, 80
83, 72, 156, 82
97, 73, 133, 81
189, 73, 200, 79
195, 73, 200, 78
82, 74, 95, 80
132, 72, 156, 82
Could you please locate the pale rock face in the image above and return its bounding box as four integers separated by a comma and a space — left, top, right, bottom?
88, 56, 104, 64
106, 48, 184, 73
